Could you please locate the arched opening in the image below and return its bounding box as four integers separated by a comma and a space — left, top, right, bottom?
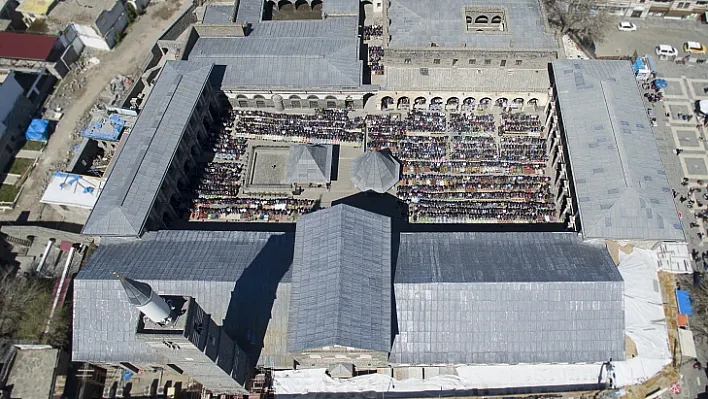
236, 94, 248, 108
294, 0, 309, 10
462, 97, 475, 109
446, 97, 459, 111
325, 95, 337, 109
475, 15, 488, 23
414, 97, 427, 105
466, 16, 472, 23
491, 15, 502, 23
307, 95, 320, 108
311, 0, 322, 11
496, 97, 508, 107
397, 96, 410, 109
479, 97, 492, 109
289, 94, 302, 109
512, 98, 524, 108
528, 98, 539, 107
381, 96, 394, 110
430, 97, 443, 110
254, 94, 266, 108
278, 0, 294, 11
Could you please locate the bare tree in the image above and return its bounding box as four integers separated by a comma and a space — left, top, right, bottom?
543, 0, 611, 44
0, 272, 44, 340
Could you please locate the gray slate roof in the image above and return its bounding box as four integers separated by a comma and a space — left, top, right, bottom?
288, 205, 392, 353
552, 60, 684, 241
188, 36, 361, 90
203, 4, 235, 24
387, 0, 558, 50
285, 144, 332, 184
350, 151, 400, 193
73, 230, 294, 364
118, 276, 152, 306
82, 62, 213, 237
392, 232, 625, 364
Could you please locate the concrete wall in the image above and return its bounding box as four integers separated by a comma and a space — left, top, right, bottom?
385, 48, 558, 69
292, 347, 389, 370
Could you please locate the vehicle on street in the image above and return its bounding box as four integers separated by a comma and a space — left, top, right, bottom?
656, 45, 679, 57
684, 41, 707, 54
617, 21, 637, 31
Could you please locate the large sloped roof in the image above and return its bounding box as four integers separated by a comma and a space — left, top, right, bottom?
552, 60, 684, 241
350, 151, 400, 193
72, 231, 294, 365
82, 62, 213, 237
392, 232, 626, 364
188, 23, 361, 90
288, 205, 392, 353
387, 0, 558, 50
285, 144, 332, 184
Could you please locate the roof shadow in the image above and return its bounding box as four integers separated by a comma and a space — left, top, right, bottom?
222, 234, 294, 368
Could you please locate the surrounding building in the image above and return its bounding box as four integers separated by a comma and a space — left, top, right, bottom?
0, 345, 62, 399
0, 71, 40, 171
598, 0, 708, 19
0, 32, 76, 78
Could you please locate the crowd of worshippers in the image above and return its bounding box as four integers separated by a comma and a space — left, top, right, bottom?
190, 197, 315, 221
397, 174, 554, 202
366, 111, 446, 136
363, 25, 383, 40
499, 113, 543, 134
210, 134, 247, 161
369, 135, 448, 160
449, 113, 495, 133
231, 109, 363, 143
369, 46, 384, 74
407, 199, 557, 223
188, 162, 243, 199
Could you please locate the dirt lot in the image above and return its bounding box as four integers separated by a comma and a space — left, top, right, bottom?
0, 0, 186, 224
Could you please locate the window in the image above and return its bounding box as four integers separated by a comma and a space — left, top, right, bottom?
515, 59, 522, 66
255, 100, 266, 108
433, 59, 440, 64
452, 58, 458, 66
309, 100, 319, 108
475, 15, 488, 23
469, 59, 476, 64
491, 15, 502, 23
484, 59, 491, 65
404, 58, 411, 64
500, 59, 506, 66
238, 100, 247, 107
326, 101, 336, 108
291, 100, 301, 108
420, 68, 429, 75
466, 16, 472, 23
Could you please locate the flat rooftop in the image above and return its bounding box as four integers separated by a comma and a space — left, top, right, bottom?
387, 0, 558, 50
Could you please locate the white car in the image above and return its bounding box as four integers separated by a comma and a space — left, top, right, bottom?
617, 21, 637, 31
655, 44, 679, 57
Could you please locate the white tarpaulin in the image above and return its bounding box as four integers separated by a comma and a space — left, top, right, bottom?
699, 99, 708, 115
273, 248, 672, 395
679, 328, 697, 358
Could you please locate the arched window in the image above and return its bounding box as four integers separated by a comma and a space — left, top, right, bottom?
466, 16, 472, 23
278, 0, 293, 11
475, 15, 488, 24
491, 15, 502, 23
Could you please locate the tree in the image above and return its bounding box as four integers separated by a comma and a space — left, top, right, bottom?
0, 272, 44, 341
543, 0, 611, 45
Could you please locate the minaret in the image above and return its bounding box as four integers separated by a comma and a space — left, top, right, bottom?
114, 272, 172, 324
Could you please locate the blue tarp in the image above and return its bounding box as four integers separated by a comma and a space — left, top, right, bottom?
25, 119, 49, 142
81, 114, 125, 141
677, 290, 693, 315
633, 57, 646, 73
654, 79, 668, 88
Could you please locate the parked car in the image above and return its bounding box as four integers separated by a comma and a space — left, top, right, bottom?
656, 44, 678, 57
617, 21, 637, 31
684, 41, 707, 54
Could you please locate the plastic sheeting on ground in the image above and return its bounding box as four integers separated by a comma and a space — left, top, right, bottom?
676, 290, 693, 315
25, 118, 49, 141
273, 248, 672, 395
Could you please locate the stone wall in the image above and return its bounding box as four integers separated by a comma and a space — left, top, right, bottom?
193, 23, 246, 37
225, 91, 368, 110
385, 48, 558, 69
